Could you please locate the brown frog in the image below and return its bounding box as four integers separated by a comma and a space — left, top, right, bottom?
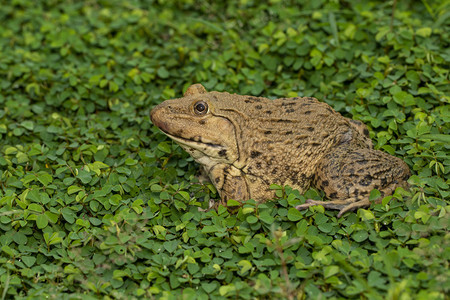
150, 84, 410, 217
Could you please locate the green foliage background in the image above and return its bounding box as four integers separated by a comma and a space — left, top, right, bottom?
0, 0, 449, 299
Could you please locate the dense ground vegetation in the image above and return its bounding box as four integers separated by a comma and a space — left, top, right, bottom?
0, 0, 449, 299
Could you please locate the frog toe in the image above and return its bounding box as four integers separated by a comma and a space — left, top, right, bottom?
337, 199, 371, 217
296, 199, 322, 210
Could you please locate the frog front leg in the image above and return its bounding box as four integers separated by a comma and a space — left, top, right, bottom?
207, 164, 250, 207
296, 146, 410, 217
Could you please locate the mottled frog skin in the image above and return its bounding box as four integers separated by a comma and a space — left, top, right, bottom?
150, 84, 410, 217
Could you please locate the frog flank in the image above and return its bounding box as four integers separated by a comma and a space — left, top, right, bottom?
150, 84, 410, 217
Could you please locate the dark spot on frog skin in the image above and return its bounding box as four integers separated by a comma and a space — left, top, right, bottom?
307, 127, 314, 132
255, 105, 262, 109
256, 162, 261, 168
402, 172, 410, 180
359, 175, 372, 186
265, 110, 272, 115
363, 128, 370, 136
215, 177, 220, 183
271, 167, 278, 174
199, 120, 206, 125
285, 131, 293, 135
264, 130, 272, 135
290, 176, 299, 185
247, 96, 261, 102
304, 110, 312, 115
372, 170, 386, 177
285, 108, 295, 113
322, 180, 329, 187
218, 149, 227, 157
281, 102, 297, 107
250, 151, 262, 158
329, 192, 338, 199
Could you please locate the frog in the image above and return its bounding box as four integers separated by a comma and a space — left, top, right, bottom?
150, 84, 410, 217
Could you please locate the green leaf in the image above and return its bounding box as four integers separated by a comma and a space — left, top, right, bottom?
187, 263, 200, 275
219, 284, 235, 296
238, 260, 252, 274
45, 232, 62, 246
13, 232, 27, 245
21, 120, 34, 130
109, 194, 122, 206
28, 203, 43, 213
37, 171, 53, 186
4, 146, 18, 155
61, 207, 75, 223
157, 67, 169, 79
163, 240, 178, 253
2, 245, 15, 257
68, 186, 83, 195
36, 214, 49, 229
352, 231, 368, 242
418, 134, 450, 144
202, 225, 218, 233
157, 142, 171, 153
416, 27, 432, 37
77, 170, 92, 184
226, 199, 240, 207
177, 191, 190, 201
109, 81, 119, 92
150, 184, 163, 192
393, 91, 415, 106
358, 209, 375, 220
324, 265, 339, 278
22, 256, 36, 267
369, 189, 381, 201
201, 281, 219, 294
259, 211, 274, 224
246, 215, 258, 224
287, 208, 303, 221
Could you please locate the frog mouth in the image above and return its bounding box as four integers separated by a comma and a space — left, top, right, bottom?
161, 130, 225, 153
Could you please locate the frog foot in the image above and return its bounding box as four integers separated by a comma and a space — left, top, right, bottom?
296, 198, 371, 218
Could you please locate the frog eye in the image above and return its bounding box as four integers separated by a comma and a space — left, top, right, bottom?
193, 101, 208, 115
